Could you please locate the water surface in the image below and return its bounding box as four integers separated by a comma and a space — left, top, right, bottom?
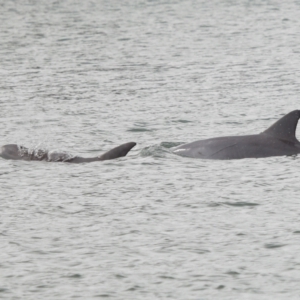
1, 1, 300, 299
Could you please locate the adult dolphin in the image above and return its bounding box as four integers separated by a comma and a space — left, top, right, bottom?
0, 142, 136, 163
172, 110, 300, 160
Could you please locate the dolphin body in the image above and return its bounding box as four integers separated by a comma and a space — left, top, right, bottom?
0, 142, 136, 163
172, 110, 300, 160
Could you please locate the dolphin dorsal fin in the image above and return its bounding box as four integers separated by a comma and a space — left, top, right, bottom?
98, 142, 136, 161
262, 110, 300, 143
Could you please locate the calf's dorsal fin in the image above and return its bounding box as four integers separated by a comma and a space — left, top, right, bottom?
262, 110, 300, 143
99, 142, 136, 161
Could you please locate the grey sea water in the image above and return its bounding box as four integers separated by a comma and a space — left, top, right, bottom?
1, 0, 300, 299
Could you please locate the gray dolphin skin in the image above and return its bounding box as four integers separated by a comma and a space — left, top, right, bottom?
172, 110, 300, 160
0, 142, 136, 163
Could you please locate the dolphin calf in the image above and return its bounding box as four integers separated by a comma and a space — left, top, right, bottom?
172, 110, 300, 160
0, 142, 136, 163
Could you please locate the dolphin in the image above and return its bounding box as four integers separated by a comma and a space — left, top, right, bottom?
172, 110, 300, 160
0, 142, 136, 163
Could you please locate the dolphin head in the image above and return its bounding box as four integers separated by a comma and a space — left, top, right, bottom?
0, 144, 29, 160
